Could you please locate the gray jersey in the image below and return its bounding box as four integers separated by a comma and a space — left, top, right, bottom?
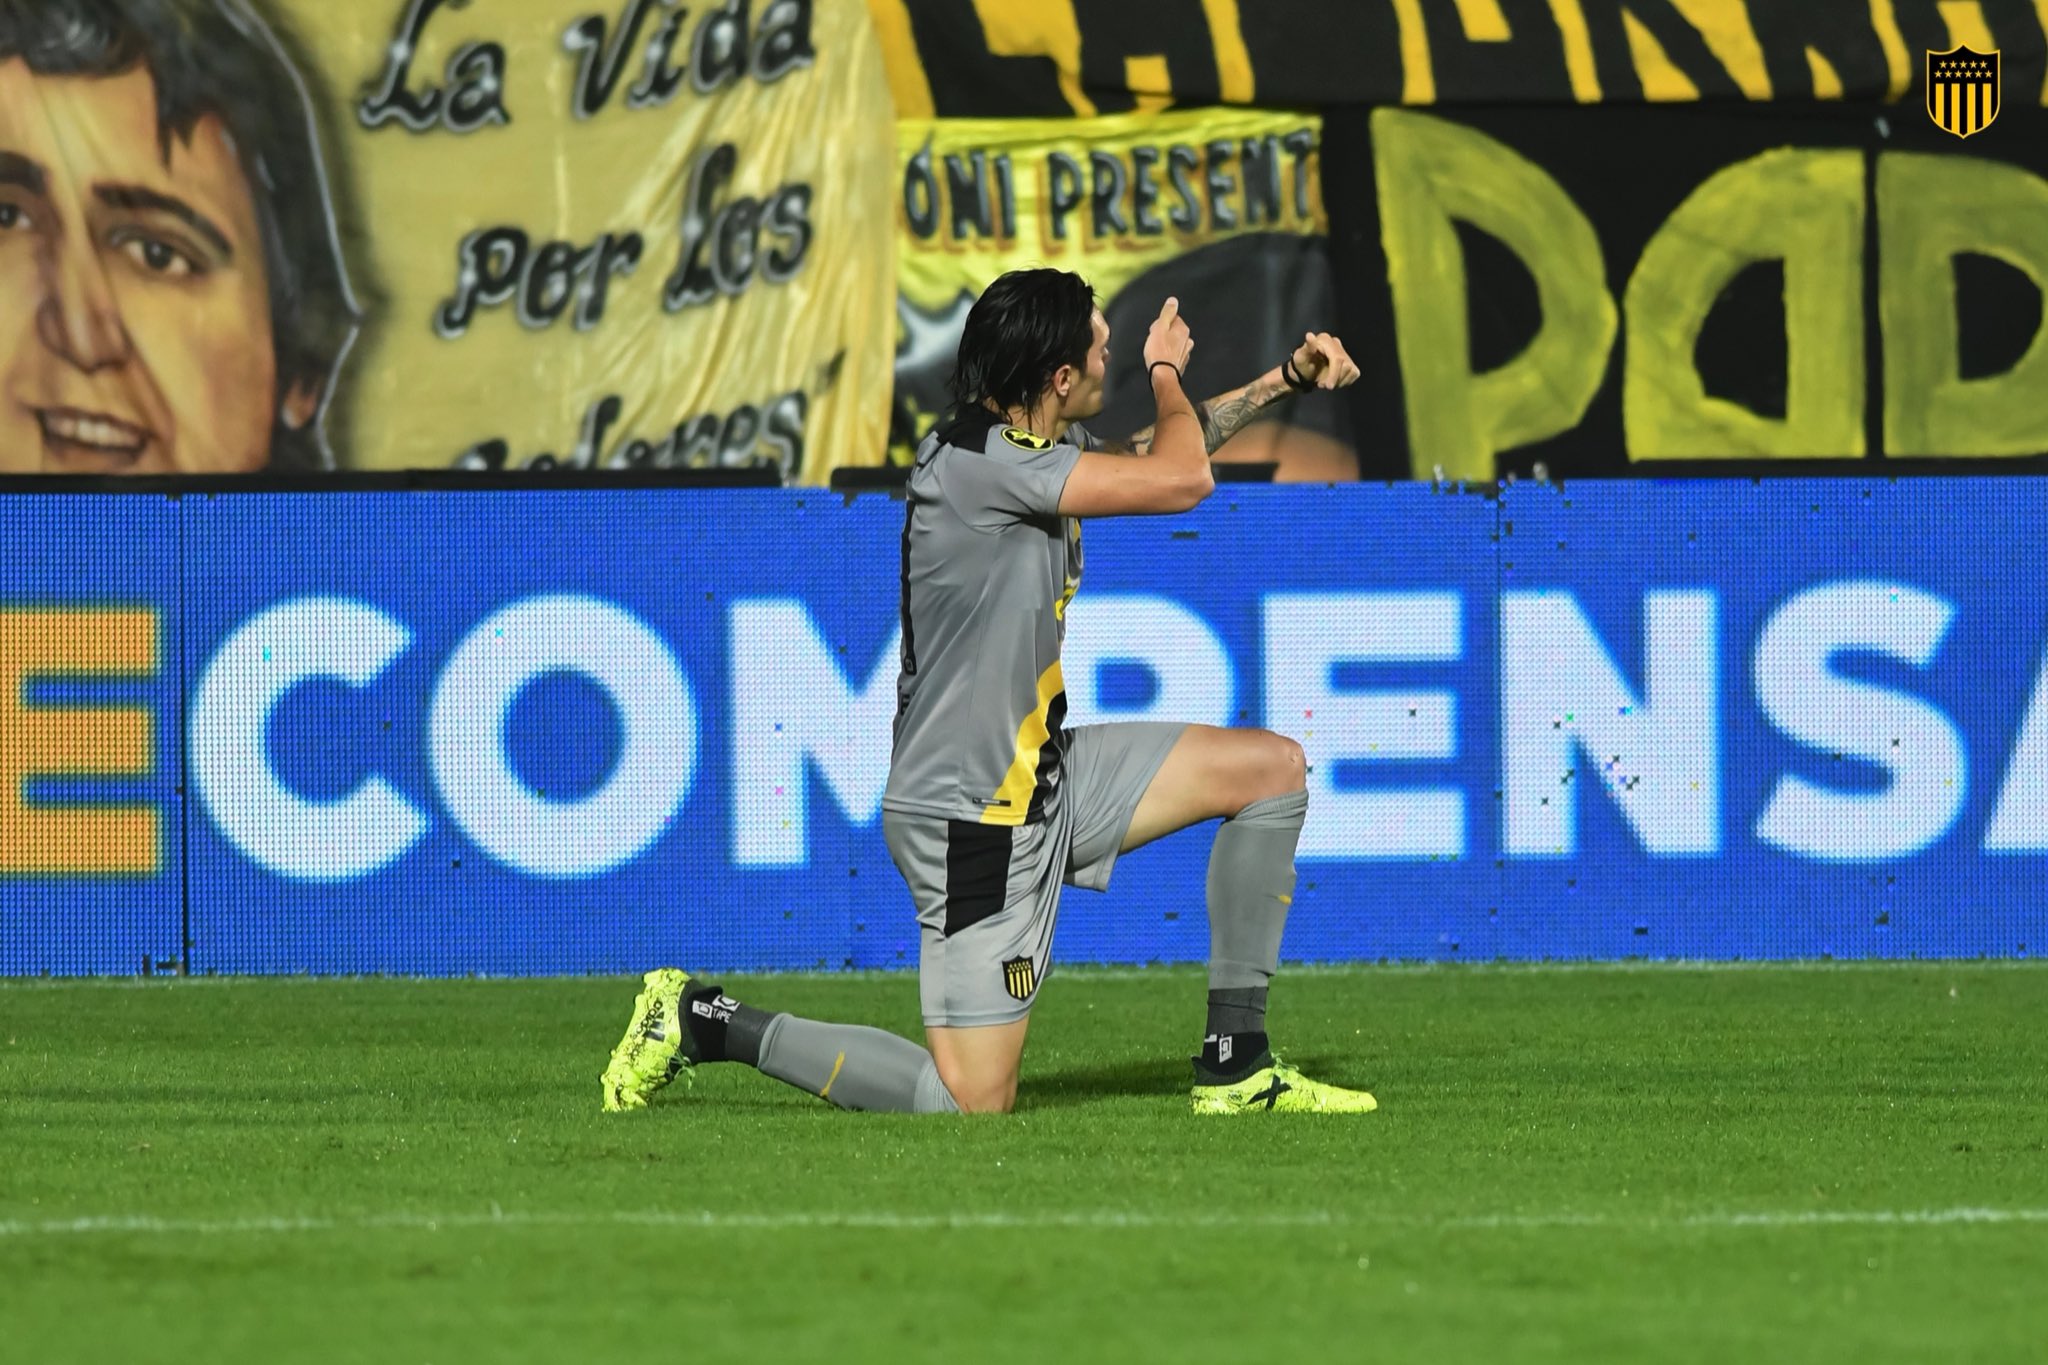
883, 409, 1091, 826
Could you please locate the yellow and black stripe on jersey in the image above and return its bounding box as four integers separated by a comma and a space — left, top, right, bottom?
982, 659, 1067, 825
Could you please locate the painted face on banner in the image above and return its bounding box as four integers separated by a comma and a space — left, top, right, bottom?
0, 57, 315, 472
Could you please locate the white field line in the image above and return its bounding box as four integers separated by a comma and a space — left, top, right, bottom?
2, 1206, 2044, 1240
4, 958, 2043, 991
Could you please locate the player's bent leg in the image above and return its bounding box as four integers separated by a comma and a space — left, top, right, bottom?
1095, 724, 1378, 1114
887, 810, 1056, 1115
1119, 724, 1305, 852
926, 1017, 1032, 1114
598, 970, 961, 1114
1187, 782, 1312, 1090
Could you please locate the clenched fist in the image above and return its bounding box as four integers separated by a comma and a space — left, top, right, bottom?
1291, 332, 1361, 389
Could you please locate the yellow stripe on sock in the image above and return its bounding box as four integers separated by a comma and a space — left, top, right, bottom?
819, 1051, 846, 1100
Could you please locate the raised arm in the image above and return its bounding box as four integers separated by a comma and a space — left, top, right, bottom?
1057, 299, 1213, 518
1116, 331, 1364, 455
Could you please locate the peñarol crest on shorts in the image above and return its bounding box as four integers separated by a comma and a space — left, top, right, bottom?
1002, 955, 1038, 1001
1927, 46, 2000, 138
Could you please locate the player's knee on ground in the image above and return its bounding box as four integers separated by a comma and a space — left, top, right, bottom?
935, 1057, 1018, 1114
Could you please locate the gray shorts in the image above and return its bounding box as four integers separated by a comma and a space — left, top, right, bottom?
882, 721, 1185, 1028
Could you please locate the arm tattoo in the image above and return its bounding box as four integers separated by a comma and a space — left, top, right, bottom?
1119, 373, 1290, 456
1197, 376, 1287, 453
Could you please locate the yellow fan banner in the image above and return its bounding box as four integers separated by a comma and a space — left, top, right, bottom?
0, 0, 896, 483
891, 106, 1352, 477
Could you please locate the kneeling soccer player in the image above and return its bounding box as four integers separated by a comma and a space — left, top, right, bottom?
602, 268, 1375, 1116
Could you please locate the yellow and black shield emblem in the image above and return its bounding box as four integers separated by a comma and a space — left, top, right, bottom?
1001, 955, 1037, 1001
1001, 426, 1052, 452
1927, 46, 1999, 138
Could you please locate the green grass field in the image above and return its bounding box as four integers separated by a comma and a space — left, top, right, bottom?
6, 962, 2046, 1364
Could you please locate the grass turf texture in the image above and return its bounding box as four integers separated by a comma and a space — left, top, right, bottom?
5, 963, 2046, 1365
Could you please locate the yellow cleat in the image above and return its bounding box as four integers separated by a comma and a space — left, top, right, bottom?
600, 968, 697, 1113
1190, 1058, 1378, 1115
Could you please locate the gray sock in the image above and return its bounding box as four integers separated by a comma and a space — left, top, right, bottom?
1206, 985, 1268, 1036
755, 1014, 960, 1113
1206, 788, 1308, 991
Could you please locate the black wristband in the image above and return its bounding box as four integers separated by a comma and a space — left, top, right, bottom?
1281, 356, 1314, 393
1148, 359, 1183, 383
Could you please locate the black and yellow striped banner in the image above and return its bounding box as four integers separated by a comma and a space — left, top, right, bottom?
867, 0, 2046, 117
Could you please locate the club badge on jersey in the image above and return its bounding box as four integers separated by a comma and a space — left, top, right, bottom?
1002, 955, 1038, 1001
